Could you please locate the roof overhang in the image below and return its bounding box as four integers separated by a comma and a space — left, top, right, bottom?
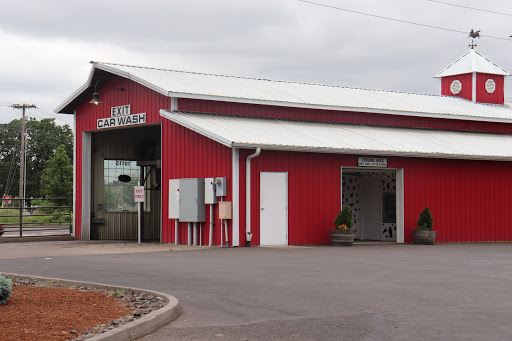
55, 62, 172, 114
160, 110, 512, 161
434, 49, 510, 78
56, 62, 512, 124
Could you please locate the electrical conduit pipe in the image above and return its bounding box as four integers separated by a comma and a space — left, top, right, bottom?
209, 204, 214, 247
245, 147, 260, 247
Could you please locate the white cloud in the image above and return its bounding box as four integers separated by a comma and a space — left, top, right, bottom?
1, 0, 511, 124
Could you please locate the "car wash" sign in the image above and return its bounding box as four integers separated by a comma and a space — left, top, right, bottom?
358, 156, 387, 167
97, 105, 146, 129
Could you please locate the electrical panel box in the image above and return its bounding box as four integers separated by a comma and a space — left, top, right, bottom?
168, 179, 180, 219
204, 177, 218, 204
215, 177, 228, 197
179, 178, 206, 222
218, 201, 232, 220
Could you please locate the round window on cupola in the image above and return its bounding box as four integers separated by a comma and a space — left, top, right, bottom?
485, 79, 496, 94
450, 80, 462, 95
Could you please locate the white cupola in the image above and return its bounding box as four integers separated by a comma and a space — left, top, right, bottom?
434, 49, 510, 104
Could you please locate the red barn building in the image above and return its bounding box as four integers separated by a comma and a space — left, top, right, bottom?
56, 49, 512, 245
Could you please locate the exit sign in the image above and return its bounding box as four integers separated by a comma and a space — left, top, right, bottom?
134, 186, 145, 202
111, 105, 131, 117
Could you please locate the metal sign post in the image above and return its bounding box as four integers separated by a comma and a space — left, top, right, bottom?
134, 184, 145, 245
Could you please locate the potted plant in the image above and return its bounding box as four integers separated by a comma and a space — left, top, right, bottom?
0, 224, 4, 237
412, 207, 437, 244
330, 206, 357, 246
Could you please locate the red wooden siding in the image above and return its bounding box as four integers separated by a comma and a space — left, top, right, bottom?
441, 74, 473, 101
395, 157, 512, 243
239, 150, 349, 246
239, 150, 512, 245
76, 77, 167, 131
161, 120, 233, 245
74, 77, 170, 238
476, 73, 504, 104
179, 98, 512, 134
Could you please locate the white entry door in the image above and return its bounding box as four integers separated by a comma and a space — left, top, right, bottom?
260, 172, 288, 245
360, 178, 382, 240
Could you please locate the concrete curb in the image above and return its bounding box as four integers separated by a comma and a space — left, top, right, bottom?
0, 235, 77, 243
3, 273, 181, 341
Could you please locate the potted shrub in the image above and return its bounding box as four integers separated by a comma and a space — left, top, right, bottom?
330, 206, 357, 246
412, 207, 437, 244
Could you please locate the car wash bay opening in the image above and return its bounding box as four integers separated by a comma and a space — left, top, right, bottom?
87, 124, 162, 241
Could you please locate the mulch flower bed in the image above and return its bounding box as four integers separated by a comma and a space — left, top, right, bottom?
0, 276, 167, 341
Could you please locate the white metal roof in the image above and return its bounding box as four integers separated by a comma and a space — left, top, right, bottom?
56, 61, 512, 123
434, 49, 510, 78
160, 110, 512, 161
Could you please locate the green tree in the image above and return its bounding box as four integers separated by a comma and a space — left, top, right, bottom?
0, 118, 73, 198
39, 145, 73, 199
0, 120, 22, 195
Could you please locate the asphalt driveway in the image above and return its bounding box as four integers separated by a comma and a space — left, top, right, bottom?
1, 241, 512, 340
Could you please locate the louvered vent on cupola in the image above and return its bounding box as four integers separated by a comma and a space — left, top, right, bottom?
434, 49, 510, 104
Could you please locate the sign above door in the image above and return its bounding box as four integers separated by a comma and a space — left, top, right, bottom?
96, 105, 146, 129
358, 156, 387, 167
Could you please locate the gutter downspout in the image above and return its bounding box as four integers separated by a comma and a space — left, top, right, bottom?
245, 147, 261, 246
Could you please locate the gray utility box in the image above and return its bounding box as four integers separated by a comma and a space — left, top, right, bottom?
179, 178, 206, 222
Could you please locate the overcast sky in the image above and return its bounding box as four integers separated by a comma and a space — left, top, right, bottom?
1, 0, 511, 125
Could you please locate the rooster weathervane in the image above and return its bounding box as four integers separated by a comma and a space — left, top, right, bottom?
469, 29, 480, 49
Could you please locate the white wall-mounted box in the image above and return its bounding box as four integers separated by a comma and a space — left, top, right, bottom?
168, 179, 180, 219
215, 177, 227, 197
219, 201, 232, 220
205, 177, 218, 204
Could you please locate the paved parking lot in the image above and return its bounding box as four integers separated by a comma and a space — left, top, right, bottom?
2, 241, 512, 340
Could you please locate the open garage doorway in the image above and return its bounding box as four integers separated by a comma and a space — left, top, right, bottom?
89, 124, 161, 241
341, 167, 404, 243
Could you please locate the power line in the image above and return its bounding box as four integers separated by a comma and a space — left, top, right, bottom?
1, 104, 73, 125
0, 81, 71, 95
298, 0, 512, 41
2, 107, 45, 121
32, 108, 73, 125
25, 111, 47, 121
1, 109, 71, 126
427, 0, 512, 17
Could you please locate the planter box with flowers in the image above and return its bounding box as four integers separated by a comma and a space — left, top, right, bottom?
412, 207, 437, 244
330, 206, 357, 246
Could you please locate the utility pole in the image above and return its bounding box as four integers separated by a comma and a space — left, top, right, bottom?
10, 104, 36, 203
